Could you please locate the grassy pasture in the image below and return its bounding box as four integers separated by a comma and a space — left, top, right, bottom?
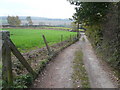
2, 28, 77, 51
79, 29, 85, 31
45, 27, 70, 30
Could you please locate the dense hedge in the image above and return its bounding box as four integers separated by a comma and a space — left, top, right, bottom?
86, 3, 120, 72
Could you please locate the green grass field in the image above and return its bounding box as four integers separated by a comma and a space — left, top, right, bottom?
46, 27, 70, 30
2, 28, 77, 51
79, 29, 85, 31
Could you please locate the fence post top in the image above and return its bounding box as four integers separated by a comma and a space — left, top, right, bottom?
0, 30, 10, 33
0, 30, 10, 40
0, 30, 9, 32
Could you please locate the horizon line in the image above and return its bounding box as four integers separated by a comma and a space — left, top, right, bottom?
0, 15, 72, 20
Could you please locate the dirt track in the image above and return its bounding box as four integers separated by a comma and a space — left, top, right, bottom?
80, 33, 116, 88
32, 33, 116, 88
33, 41, 80, 88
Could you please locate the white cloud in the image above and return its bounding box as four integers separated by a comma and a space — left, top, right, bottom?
0, 0, 75, 19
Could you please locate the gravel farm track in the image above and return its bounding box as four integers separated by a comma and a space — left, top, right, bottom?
32, 33, 117, 88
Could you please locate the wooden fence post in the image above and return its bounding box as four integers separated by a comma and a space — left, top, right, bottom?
4, 41, 13, 87
1, 31, 13, 87
2, 43, 8, 87
61, 35, 63, 42
77, 23, 79, 38
73, 35, 75, 41
76, 34, 78, 39
70, 35, 71, 41
1, 31, 37, 88
42, 35, 51, 55
7, 38, 37, 77
72, 35, 74, 41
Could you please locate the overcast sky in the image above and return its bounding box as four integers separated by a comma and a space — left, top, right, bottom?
0, 0, 76, 19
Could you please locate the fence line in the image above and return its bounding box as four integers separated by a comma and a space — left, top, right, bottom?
1, 30, 79, 88
42, 35, 51, 55
1, 31, 37, 88
61, 35, 63, 42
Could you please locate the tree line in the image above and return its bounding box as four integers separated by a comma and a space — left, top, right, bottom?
68, 1, 120, 71
68, 1, 111, 26
7, 16, 33, 26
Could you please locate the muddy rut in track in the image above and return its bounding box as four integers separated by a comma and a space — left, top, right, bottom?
32, 33, 116, 88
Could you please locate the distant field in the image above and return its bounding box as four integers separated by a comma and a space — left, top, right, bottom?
46, 27, 70, 30
79, 29, 85, 31
2, 28, 77, 51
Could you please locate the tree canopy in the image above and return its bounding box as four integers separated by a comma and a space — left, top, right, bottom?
68, 1, 111, 25
26, 16, 33, 25
7, 16, 21, 26
68, 0, 120, 71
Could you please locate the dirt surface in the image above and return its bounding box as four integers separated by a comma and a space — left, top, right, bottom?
33, 41, 80, 88
80, 33, 117, 88
32, 33, 117, 88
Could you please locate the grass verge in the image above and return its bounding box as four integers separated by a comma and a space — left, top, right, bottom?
72, 50, 90, 88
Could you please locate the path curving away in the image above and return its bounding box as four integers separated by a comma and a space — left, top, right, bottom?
80, 33, 116, 88
32, 33, 116, 88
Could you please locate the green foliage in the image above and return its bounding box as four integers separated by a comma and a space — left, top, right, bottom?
39, 59, 49, 68
86, 25, 103, 47
7, 16, 21, 26
86, 24, 120, 71
69, 1, 120, 84
70, 22, 77, 31
2, 28, 77, 51
69, 1, 110, 25
14, 74, 33, 88
26, 16, 33, 25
